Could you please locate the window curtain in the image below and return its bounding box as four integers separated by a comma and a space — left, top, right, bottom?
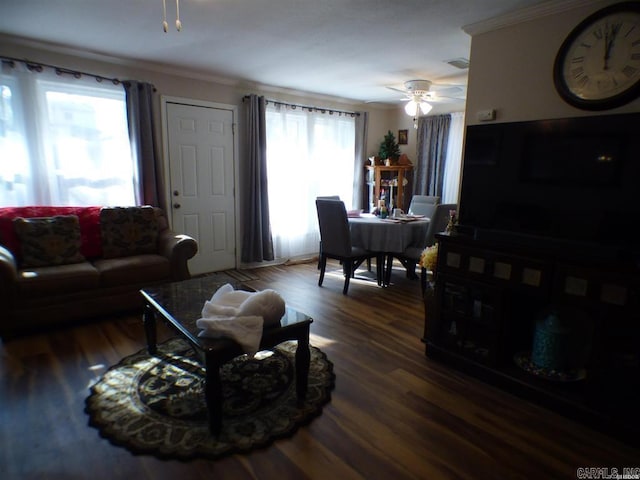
123, 81, 162, 208
414, 114, 451, 197
442, 112, 465, 204
241, 94, 274, 263
265, 103, 356, 261
354, 111, 368, 210
1, 60, 136, 207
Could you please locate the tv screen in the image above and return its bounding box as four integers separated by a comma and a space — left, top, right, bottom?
458, 113, 640, 255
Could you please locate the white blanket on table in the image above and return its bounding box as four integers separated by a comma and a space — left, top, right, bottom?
195, 283, 286, 356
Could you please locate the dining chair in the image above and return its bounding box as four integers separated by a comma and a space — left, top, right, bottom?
387, 203, 457, 283
408, 195, 440, 217
315, 199, 377, 294
316, 196, 341, 269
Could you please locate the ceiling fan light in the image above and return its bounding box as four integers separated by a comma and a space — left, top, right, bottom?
419, 101, 432, 115
404, 100, 418, 116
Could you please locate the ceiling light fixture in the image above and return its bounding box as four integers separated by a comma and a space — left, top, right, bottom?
404, 95, 432, 116
162, 0, 182, 32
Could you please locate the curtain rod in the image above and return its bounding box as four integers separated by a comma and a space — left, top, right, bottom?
0, 55, 156, 90
243, 95, 359, 117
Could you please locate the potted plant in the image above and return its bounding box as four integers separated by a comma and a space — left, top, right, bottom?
378, 130, 401, 165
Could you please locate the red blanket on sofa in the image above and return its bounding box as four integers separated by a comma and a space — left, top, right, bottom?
0, 206, 104, 259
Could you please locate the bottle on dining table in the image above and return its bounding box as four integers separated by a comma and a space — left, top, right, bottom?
379, 199, 388, 219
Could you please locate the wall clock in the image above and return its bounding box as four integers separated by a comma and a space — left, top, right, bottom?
553, 2, 640, 110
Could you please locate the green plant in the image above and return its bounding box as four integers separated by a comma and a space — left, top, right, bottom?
378, 130, 401, 161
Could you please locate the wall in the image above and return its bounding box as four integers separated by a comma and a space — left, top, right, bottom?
0, 35, 394, 200
465, 0, 640, 126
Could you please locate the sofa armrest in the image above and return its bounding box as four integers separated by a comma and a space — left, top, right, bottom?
0, 244, 19, 311
157, 230, 198, 280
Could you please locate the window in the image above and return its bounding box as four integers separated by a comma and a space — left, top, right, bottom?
266, 104, 356, 260
0, 65, 135, 207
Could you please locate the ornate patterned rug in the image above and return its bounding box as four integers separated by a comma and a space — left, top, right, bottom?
85, 337, 334, 460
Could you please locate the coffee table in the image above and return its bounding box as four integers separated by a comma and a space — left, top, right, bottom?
140, 274, 313, 435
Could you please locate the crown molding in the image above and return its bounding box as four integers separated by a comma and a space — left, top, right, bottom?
462, 0, 601, 36
0, 33, 240, 87
0, 32, 365, 107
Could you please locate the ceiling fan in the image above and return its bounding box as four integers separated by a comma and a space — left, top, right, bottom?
387, 79, 466, 116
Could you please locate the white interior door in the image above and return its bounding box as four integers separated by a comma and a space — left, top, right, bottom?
166, 102, 236, 275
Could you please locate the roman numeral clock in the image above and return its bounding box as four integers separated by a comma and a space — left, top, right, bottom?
554, 1, 640, 110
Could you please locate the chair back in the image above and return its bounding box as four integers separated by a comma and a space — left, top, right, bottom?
316, 195, 341, 201
408, 195, 440, 217
316, 199, 352, 257
424, 203, 457, 246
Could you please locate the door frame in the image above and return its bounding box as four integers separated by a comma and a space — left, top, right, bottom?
160, 95, 240, 268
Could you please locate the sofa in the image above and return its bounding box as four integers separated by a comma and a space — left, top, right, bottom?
0, 205, 198, 338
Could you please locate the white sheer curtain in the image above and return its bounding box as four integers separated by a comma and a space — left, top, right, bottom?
265, 104, 356, 260
0, 61, 135, 207
442, 111, 465, 204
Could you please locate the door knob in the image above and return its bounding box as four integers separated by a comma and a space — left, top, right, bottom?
173, 203, 181, 209
173, 190, 180, 196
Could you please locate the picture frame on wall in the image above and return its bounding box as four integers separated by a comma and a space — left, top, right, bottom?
398, 129, 408, 145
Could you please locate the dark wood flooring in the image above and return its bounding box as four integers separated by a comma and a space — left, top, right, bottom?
1, 260, 638, 479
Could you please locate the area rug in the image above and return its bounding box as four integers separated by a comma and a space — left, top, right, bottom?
218, 269, 259, 282
85, 337, 334, 460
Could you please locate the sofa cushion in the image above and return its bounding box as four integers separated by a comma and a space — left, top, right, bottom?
100, 206, 159, 259
93, 254, 170, 287
13, 215, 86, 268
16, 262, 100, 296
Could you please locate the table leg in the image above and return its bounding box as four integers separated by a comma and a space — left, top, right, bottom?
204, 352, 224, 435
385, 253, 394, 286
143, 303, 157, 355
295, 330, 311, 406
376, 254, 384, 286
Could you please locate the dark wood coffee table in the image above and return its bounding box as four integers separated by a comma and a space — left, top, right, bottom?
140, 274, 313, 435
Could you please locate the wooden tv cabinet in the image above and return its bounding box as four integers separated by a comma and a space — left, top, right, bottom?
423, 232, 640, 444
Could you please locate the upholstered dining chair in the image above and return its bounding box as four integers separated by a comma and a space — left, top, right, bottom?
387, 203, 457, 283
316, 196, 341, 269
315, 199, 377, 294
408, 195, 440, 218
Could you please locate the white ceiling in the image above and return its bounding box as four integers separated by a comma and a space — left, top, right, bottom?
0, 0, 550, 105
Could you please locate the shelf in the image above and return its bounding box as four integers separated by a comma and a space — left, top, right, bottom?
365, 165, 413, 212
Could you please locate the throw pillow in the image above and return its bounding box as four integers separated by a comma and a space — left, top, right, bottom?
13, 215, 86, 268
100, 206, 159, 259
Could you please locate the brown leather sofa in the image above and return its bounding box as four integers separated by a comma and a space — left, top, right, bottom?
0, 206, 198, 338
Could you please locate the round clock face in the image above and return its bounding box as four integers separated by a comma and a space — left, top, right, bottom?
554, 2, 640, 110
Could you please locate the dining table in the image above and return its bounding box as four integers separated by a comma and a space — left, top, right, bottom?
348, 213, 430, 285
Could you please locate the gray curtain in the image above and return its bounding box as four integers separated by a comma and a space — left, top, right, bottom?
353, 111, 368, 210
414, 114, 451, 197
241, 94, 274, 263
124, 81, 163, 208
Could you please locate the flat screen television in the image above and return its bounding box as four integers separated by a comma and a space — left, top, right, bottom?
458, 112, 640, 261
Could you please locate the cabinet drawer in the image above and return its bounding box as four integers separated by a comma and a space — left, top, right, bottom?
438, 243, 552, 296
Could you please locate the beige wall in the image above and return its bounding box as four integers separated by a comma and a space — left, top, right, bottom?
465, 0, 640, 126
0, 36, 395, 196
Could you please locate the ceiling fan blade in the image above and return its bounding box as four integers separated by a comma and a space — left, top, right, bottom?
430, 84, 466, 96
427, 95, 466, 103
386, 86, 409, 94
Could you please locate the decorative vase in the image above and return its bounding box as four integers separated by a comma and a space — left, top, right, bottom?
531, 310, 570, 371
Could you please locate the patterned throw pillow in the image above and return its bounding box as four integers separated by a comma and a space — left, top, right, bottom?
100, 206, 159, 259
13, 215, 86, 267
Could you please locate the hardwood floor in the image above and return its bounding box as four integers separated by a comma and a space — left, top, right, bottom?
1, 260, 638, 479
